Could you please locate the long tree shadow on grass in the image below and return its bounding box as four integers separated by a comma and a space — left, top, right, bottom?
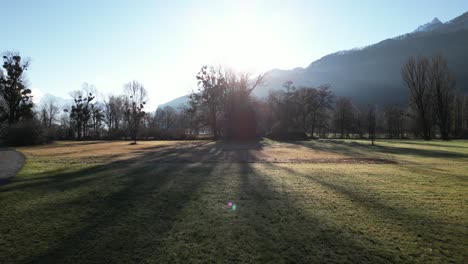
291, 139, 468, 160
24, 140, 107, 149
264, 163, 466, 263
33, 164, 218, 263
221, 151, 399, 263
0, 140, 273, 263
0, 142, 224, 263
385, 140, 468, 149
0, 141, 216, 191
4, 140, 463, 263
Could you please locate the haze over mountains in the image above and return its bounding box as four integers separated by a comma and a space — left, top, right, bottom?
160, 11, 468, 109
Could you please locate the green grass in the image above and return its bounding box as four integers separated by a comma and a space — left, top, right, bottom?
0, 140, 467, 263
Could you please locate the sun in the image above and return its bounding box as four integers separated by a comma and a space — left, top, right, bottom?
194, 11, 290, 73
183, 2, 295, 76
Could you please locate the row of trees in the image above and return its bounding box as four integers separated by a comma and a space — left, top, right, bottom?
34, 75, 468, 144
64, 81, 148, 143
37, 83, 190, 143
2, 51, 468, 145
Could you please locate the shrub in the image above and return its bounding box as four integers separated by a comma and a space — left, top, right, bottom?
6, 120, 51, 146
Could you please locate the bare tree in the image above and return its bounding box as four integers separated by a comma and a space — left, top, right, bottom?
310, 85, 334, 137
189, 65, 227, 139
282, 81, 297, 132
264, 81, 300, 137
39, 97, 60, 128
103, 94, 125, 138
90, 103, 104, 138
354, 105, 367, 139
452, 92, 467, 138
333, 97, 354, 138
154, 106, 177, 131
223, 68, 264, 140
295, 87, 314, 133
265, 89, 288, 134
464, 95, 468, 136
367, 104, 377, 145
429, 54, 455, 140
124, 80, 148, 144
384, 104, 406, 139
402, 56, 432, 140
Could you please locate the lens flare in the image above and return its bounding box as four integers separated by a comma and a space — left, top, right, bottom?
227, 201, 237, 211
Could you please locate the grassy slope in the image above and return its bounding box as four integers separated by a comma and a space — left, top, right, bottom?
0, 140, 467, 263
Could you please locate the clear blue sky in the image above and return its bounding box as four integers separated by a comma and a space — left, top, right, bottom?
1, 0, 467, 109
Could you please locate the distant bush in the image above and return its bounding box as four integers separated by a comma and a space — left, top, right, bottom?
266, 128, 308, 141
6, 120, 52, 146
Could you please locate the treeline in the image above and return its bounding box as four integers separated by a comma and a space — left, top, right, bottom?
184, 59, 468, 141
1, 51, 468, 145
32, 83, 191, 143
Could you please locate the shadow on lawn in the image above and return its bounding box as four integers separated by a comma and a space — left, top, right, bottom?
224, 150, 398, 263
1, 142, 226, 263
265, 163, 465, 262
291, 139, 468, 160
1, 141, 272, 262
0, 142, 214, 190
25, 140, 107, 150
3, 140, 461, 262
1, 140, 403, 262
388, 140, 468, 149
32, 164, 217, 263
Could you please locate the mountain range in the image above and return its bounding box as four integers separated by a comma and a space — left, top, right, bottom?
160, 11, 468, 109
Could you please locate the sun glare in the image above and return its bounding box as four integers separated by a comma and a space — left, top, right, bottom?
193, 10, 290, 73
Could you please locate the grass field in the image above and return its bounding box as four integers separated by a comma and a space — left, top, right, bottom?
0, 139, 467, 263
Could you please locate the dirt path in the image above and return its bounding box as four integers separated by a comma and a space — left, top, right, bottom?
0, 148, 25, 182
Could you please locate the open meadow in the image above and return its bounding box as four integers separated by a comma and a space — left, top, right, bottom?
0, 139, 467, 263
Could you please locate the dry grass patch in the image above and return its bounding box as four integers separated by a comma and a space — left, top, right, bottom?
17, 139, 393, 164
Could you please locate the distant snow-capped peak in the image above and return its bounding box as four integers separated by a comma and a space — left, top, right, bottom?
413, 17, 443, 33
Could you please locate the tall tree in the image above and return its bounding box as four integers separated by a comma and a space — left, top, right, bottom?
283, 81, 297, 132
464, 96, 468, 136
154, 106, 177, 131
384, 104, 406, 139
295, 87, 314, 133
367, 104, 377, 145
124, 80, 148, 144
429, 54, 455, 140
310, 85, 334, 136
103, 94, 125, 138
66, 90, 95, 140
39, 98, 60, 128
452, 92, 466, 138
265, 81, 299, 135
0, 52, 33, 126
223, 69, 264, 140
402, 56, 432, 140
90, 103, 104, 138
354, 105, 368, 139
333, 97, 354, 138
189, 66, 227, 139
